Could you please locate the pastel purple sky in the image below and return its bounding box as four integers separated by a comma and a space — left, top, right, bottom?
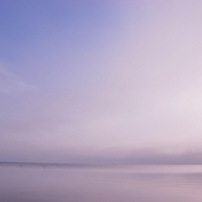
1, 0, 202, 163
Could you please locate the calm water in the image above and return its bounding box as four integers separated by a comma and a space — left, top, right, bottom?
0, 164, 202, 202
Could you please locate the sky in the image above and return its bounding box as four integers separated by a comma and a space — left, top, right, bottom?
1, 0, 202, 163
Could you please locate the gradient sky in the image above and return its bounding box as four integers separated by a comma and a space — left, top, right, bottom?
1, 0, 202, 163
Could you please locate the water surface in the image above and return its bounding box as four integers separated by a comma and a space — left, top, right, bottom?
0, 164, 202, 202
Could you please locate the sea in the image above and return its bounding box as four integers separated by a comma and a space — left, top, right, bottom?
0, 163, 202, 202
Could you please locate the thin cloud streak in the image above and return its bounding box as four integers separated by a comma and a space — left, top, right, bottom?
0, 66, 37, 94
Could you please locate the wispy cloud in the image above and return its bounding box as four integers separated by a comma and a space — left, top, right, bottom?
0, 66, 37, 94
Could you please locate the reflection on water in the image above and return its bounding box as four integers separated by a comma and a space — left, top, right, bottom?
0, 165, 202, 202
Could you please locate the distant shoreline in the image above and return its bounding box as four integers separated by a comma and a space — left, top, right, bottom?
1, 162, 202, 167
